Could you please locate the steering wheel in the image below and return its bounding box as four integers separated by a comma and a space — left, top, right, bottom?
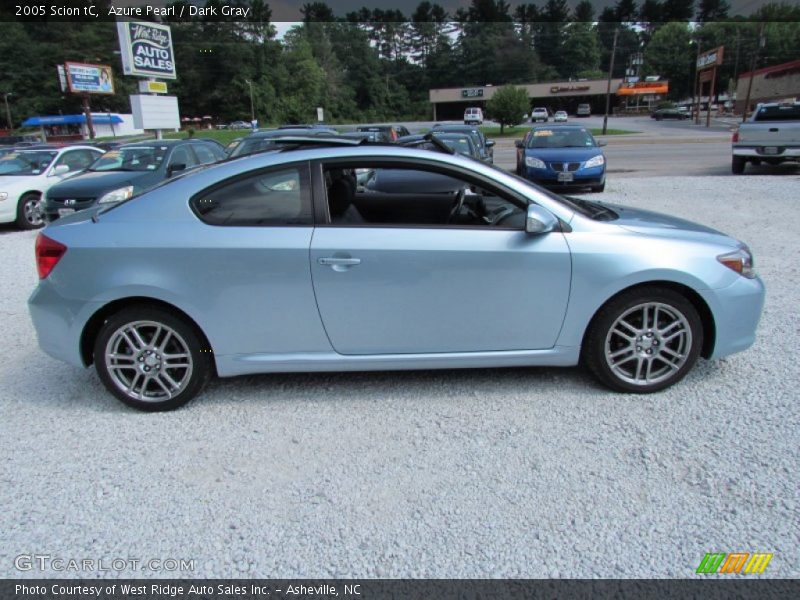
447, 188, 467, 224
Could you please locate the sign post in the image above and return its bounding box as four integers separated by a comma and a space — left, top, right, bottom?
695, 46, 724, 128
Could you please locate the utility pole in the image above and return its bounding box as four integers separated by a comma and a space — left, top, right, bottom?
742, 23, 766, 122
245, 79, 255, 123
2, 92, 12, 130
602, 28, 619, 135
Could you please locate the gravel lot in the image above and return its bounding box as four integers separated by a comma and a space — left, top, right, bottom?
1, 175, 798, 579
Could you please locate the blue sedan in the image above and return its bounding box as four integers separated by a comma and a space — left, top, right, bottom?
517, 126, 606, 192
28, 144, 764, 410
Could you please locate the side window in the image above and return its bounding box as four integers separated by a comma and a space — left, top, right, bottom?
168, 146, 196, 169
55, 150, 96, 172
191, 165, 312, 227
193, 143, 222, 165
324, 164, 525, 229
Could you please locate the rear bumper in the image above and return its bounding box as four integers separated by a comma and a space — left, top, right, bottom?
733, 146, 800, 158
28, 280, 99, 368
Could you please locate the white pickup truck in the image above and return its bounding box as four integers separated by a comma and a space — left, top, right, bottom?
732, 102, 800, 174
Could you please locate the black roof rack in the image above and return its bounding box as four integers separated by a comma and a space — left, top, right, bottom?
396, 132, 456, 155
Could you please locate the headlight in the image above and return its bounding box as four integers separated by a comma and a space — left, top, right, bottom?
584, 154, 605, 168
718, 246, 755, 278
97, 186, 134, 204
525, 156, 546, 169
0, 192, 7, 201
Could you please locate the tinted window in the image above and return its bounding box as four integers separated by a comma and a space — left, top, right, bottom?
169, 146, 197, 169
192, 144, 221, 165
191, 165, 312, 227
55, 149, 98, 172
753, 105, 800, 121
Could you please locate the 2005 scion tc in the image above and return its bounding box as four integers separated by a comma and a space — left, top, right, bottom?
28, 141, 764, 411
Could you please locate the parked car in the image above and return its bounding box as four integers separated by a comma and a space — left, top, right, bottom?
651, 107, 690, 120
576, 103, 591, 117
531, 107, 549, 123
28, 142, 764, 410
356, 124, 410, 142
0, 145, 103, 229
732, 102, 800, 174
43, 139, 225, 223
229, 121, 252, 130
554, 111, 568, 123
464, 107, 484, 125
515, 126, 606, 192
228, 128, 340, 158
341, 131, 391, 143
397, 133, 482, 161
430, 123, 495, 164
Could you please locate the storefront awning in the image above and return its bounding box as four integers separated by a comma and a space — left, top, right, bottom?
22, 114, 123, 126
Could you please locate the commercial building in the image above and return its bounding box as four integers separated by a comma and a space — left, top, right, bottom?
429, 78, 626, 120
21, 113, 143, 142
735, 59, 800, 114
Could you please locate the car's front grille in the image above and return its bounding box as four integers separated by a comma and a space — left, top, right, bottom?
549, 162, 581, 172
48, 197, 96, 208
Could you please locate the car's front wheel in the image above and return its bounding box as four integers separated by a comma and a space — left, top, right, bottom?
94, 306, 213, 411
583, 287, 703, 393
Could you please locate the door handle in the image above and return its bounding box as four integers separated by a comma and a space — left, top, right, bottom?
318, 257, 361, 266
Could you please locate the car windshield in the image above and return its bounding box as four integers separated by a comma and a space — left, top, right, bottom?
0, 150, 58, 175
527, 129, 595, 149
90, 146, 168, 172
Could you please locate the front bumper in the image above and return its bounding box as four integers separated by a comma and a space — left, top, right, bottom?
524, 164, 605, 187
43, 197, 98, 223
699, 274, 765, 360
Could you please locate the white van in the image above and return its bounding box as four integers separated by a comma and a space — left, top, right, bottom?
464, 107, 484, 125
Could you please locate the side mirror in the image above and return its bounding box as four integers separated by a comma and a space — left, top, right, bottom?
598, 140, 607, 147
485, 140, 495, 148
167, 163, 186, 176
514, 140, 523, 149
50, 165, 70, 176
525, 204, 559, 234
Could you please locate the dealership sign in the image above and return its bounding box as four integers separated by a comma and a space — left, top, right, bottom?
64, 62, 114, 95
697, 46, 724, 70
461, 88, 484, 98
617, 81, 669, 96
117, 21, 177, 79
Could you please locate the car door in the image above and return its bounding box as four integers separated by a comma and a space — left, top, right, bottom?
309, 160, 571, 355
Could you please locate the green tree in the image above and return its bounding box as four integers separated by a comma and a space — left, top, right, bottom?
643, 21, 694, 99
560, 22, 601, 78
486, 85, 529, 134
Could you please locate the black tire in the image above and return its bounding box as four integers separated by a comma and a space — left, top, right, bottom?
93, 305, 213, 411
732, 156, 746, 174
591, 181, 606, 193
16, 193, 45, 230
582, 287, 703, 393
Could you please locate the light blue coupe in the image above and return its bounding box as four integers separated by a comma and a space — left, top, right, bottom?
28, 142, 764, 411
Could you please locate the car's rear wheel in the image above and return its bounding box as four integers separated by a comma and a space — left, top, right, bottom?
94, 306, 212, 411
16, 193, 44, 230
732, 156, 746, 174
583, 287, 703, 393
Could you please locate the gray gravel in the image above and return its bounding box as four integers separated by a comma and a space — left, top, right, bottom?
1, 175, 798, 579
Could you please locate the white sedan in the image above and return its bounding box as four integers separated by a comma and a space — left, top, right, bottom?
554, 111, 568, 123
0, 145, 103, 229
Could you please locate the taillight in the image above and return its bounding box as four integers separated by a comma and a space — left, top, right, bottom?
35, 233, 67, 279
732, 130, 739, 143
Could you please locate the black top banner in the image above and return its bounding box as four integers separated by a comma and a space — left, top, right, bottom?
2, 0, 798, 23
3, 579, 800, 600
